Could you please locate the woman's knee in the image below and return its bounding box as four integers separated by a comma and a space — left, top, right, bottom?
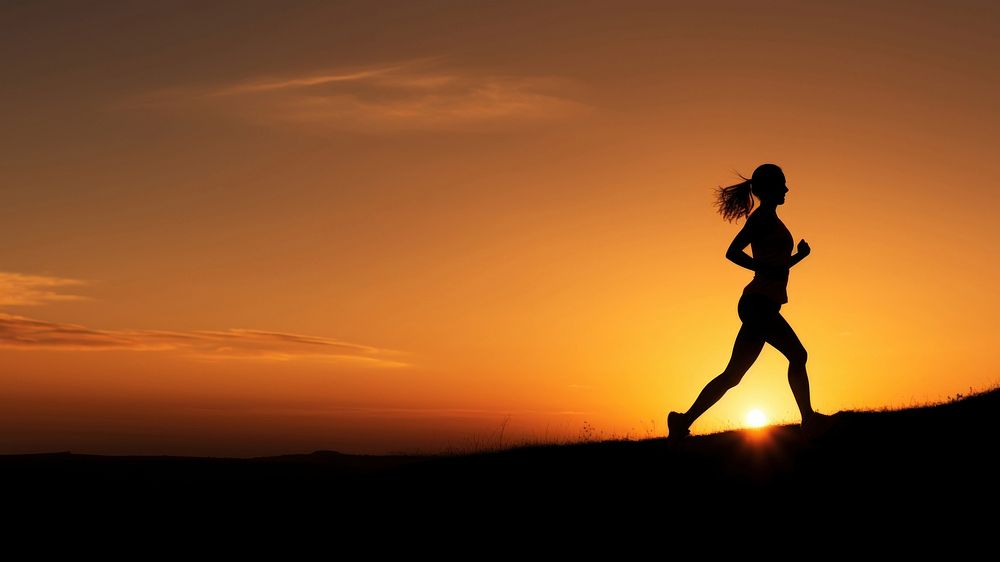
718, 370, 745, 389
787, 346, 807, 366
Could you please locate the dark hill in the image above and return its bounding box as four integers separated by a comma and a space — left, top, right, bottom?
4, 389, 998, 536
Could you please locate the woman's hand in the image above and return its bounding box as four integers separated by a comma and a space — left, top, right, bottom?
790, 239, 811, 268
797, 239, 811, 258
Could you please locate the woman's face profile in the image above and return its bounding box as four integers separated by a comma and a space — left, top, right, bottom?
756, 173, 789, 205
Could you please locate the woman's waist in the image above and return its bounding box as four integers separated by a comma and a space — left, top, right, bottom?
742, 281, 788, 304
751, 266, 789, 279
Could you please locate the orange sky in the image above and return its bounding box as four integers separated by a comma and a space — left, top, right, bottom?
1, 1, 998, 455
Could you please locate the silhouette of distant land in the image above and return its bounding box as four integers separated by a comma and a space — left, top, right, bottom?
4, 388, 999, 539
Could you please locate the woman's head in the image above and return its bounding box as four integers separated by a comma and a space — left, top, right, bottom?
714, 163, 788, 222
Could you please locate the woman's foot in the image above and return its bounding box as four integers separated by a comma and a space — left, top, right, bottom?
801, 411, 834, 439
667, 411, 690, 440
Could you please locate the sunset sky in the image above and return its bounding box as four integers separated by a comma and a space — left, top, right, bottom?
2, 1, 998, 456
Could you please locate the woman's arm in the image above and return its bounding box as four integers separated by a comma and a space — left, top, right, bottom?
790, 239, 810, 267
725, 219, 757, 272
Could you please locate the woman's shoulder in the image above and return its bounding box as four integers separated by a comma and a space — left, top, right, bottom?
745, 210, 782, 236
745, 209, 771, 227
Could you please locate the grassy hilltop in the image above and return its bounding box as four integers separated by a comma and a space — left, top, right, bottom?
5, 388, 998, 533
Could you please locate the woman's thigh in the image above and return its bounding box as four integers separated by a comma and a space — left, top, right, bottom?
723, 321, 767, 375
764, 313, 807, 363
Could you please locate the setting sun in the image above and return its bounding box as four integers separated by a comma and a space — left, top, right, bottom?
746, 409, 768, 429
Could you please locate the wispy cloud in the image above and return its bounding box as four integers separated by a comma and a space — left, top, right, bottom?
0, 313, 409, 366
139, 58, 590, 131
0, 271, 407, 366
0, 272, 89, 306
211, 65, 407, 96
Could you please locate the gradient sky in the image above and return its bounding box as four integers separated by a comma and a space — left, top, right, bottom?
2, 1, 998, 456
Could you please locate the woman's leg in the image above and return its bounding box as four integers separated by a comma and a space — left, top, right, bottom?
679, 322, 767, 425
764, 312, 815, 421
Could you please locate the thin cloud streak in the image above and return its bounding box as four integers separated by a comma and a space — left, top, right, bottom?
0, 272, 89, 306
141, 58, 590, 131
210, 64, 406, 96
0, 313, 409, 367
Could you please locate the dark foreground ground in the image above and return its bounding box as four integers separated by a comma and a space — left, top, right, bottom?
4, 390, 999, 540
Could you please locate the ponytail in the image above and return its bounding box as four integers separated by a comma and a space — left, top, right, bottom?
714, 174, 755, 223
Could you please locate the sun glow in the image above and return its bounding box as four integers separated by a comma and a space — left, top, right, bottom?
746, 409, 768, 428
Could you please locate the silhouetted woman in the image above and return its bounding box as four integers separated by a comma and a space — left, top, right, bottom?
667, 163, 830, 439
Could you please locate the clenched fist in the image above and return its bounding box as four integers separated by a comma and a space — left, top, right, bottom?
797, 239, 811, 257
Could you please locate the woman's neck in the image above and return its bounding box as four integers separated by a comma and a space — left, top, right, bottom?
757, 202, 778, 215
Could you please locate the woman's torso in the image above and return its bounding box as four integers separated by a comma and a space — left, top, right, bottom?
742, 211, 794, 304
